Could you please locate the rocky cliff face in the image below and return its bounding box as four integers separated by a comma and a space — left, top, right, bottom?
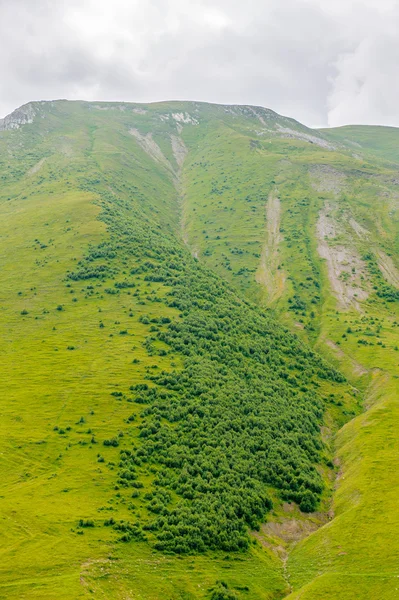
0, 102, 38, 131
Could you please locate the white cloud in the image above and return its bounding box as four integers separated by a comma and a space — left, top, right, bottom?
327, 6, 399, 126
0, 0, 398, 127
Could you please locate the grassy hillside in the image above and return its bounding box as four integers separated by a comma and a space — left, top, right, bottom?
178, 109, 399, 598
1, 99, 399, 599
320, 123, 399, 164
0, 101, 356, 599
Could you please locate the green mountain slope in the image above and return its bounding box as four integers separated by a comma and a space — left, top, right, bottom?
320, 124, 399, 164
178, 111, 399, 598
0, 100, 398, 599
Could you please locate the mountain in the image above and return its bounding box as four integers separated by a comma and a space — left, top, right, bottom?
0, 99, 398, 599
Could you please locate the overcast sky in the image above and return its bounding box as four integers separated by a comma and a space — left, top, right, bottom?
1, 0, 399, 127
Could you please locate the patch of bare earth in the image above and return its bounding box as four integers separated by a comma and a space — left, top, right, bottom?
310, 164, 347, 197
27, 157, 46, 176
275, 126, 337, 150
317, 203, 368, 310
129, 128, 189, 191
169, 134, 200, 259
252, 506, 330, 595
256, 191, 285, 303
129, 128, 173, 174
80, 558, 111, 588
249, 106, 267, 126
170, 134, 187, 169
129, 127, 198, 258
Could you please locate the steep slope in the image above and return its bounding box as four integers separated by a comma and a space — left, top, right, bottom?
0, 101, 355, 599
3, 99, 399, 599
177, 110, 399, 598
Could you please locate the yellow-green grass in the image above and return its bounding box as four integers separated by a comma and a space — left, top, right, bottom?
0, 182, 166, 597
179, 114, 399, 598
0, 104, 293, 599
283, 271, 399, 598
81, 543, 286, 600
0, 174, 288, 599
321, 124, 399, 165
3, 99, 399, 599
286, 372, 399, 599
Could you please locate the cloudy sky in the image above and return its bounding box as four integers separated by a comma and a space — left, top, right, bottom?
1, 0, 398, 127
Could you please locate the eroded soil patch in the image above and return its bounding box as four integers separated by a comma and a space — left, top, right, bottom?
317, 203, 368, 310
310, 165, 347, 196
256, 191, 285, 302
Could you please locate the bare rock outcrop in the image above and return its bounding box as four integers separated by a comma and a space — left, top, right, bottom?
0, 102, 38, 131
